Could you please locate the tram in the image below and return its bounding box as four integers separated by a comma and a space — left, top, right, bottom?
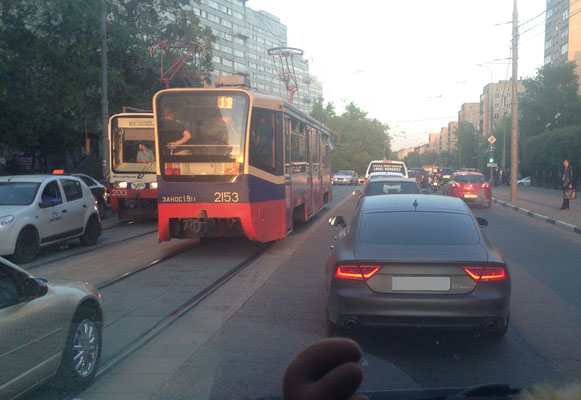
153, 77, 333, 242
108, 113, 158, 218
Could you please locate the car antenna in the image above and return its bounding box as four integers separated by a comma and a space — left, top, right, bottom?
413, 199, 419, 210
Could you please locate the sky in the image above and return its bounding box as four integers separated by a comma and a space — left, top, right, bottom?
246, 0, 547, 151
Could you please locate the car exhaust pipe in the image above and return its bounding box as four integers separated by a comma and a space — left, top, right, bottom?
345, 319, 358, 330
485, 320, 498, 332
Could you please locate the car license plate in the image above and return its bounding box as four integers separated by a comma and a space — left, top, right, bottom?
464, 193, 478, 199
392, 276, 450, 291
443, 175, 450, 179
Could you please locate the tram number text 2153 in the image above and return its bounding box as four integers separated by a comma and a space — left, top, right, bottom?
214, 192, 240, 203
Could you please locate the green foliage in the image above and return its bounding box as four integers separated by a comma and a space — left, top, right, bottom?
519, 62, 581, 138
311, 101, 390, 174
520, 124, 581, 176
456, 121, 480, 169
0, 0, 214, 167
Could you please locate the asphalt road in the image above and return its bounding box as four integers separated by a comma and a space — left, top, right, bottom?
149, 187, 581, 399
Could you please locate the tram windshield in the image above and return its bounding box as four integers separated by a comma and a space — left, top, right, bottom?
110, 115, 156, 174
155, 91, 249, 180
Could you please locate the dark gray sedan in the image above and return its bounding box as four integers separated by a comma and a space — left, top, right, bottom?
325, 194, 510, 337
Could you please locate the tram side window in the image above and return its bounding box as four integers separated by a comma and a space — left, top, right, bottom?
250, 109, 283, 175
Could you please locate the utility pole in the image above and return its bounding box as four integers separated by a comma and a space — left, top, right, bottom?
510, 0, 519, 202
100, 0, 109, 179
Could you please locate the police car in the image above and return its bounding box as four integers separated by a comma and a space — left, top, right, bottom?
0, 175, 101, 263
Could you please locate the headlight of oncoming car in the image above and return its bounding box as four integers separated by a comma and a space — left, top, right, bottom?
114, 181, 128, 189
0, 215, 15, 229
150, 182, 158, 189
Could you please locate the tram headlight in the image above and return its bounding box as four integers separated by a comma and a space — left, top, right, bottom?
114, 181, 128, 189
150, 182, 158, 189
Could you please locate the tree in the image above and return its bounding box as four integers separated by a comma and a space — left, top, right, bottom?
519, 61, 581, 138
311, 101, 391, 174
0, 0, 214, 173
456, 121, 480, 169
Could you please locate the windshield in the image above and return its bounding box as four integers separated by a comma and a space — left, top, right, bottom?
155, 91, 249, 180
110, 115, 155, 174
0, 182, 40, 205
360, 212, 480, 245
456, 175, 486, 183
365, 181, 420, 195
337, 171, 353, 175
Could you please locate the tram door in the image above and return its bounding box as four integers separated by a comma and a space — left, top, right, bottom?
311, 130, 322, 213
306, 128, 313, 218
284, 117, 293, 232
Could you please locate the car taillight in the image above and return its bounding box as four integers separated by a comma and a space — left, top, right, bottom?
451, 182, 460, 188
463, 266, 507, 282
482, 183, 490, 188
166, 168, 181, 175
334, 264, 382, 280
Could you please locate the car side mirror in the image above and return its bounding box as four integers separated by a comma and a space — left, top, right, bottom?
21, 277, 48, 300
39, 200, 55, 209
352, 189, 361, 196
476, 217, 489, 228
328, 216, 346, 227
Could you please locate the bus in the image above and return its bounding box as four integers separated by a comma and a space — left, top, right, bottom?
152, 78, 333, 242
108, 113, 157, 218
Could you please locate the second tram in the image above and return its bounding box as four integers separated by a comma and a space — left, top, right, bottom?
153, 79, 333, 242
108, 113, 158, 218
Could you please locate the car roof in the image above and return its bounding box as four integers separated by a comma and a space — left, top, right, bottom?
0, 175, 55, 183
367, 177, 417, 183
0, 175, 84, 183
455, 171, 484, 177
361, 194, 469, 214
369, 171, 404, 176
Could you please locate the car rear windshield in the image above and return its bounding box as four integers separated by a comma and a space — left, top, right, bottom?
0, 182, 41, 205
365, 181, 420, 195
359, 212, 480, 245
337, 171, 352, 175
456, 175, 485, 183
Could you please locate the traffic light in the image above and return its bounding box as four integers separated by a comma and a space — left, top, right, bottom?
489, 153, 494, 163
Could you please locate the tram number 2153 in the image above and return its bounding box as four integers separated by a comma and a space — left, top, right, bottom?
214, 192, 239, 203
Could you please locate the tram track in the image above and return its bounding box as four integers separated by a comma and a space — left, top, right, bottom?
94, 241, 273, 378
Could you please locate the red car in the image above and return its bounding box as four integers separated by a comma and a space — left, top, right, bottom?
443, 172, 491, 208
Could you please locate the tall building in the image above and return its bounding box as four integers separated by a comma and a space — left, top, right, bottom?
543, 0, 581, 83
189, 0, 322, 112
458, 103, 481, 132
447, 121, 458, 151
429, 133, 441, 153
439, 127, 450, 152
479, 80, 525, 138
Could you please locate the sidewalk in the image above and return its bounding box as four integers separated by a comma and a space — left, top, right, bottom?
492, 185, 581, 234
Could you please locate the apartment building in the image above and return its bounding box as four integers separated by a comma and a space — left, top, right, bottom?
189, 0, 322, 112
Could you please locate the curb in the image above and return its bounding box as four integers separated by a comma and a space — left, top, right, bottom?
492, 197, 581, 235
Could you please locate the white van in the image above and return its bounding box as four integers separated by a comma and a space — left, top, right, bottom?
364, 160, 408, 182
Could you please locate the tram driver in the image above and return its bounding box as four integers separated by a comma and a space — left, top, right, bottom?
160, 106, 192, 155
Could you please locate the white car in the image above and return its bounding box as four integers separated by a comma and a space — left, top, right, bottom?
0, 175, 101, 263
517, 177, 531, 186
332, 170, 359, 185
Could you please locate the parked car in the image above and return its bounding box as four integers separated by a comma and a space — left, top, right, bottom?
326, 194, 510, 337
332, 170, 358, 185
0, 175, 101, 263
0, 256, 103, 399
517, 177, 531, 186
443, 172, 491, 208
71, 173, 107, 219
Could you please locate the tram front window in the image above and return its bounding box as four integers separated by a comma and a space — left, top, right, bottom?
156, 92, 249, 181
110, 116, 155, 174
